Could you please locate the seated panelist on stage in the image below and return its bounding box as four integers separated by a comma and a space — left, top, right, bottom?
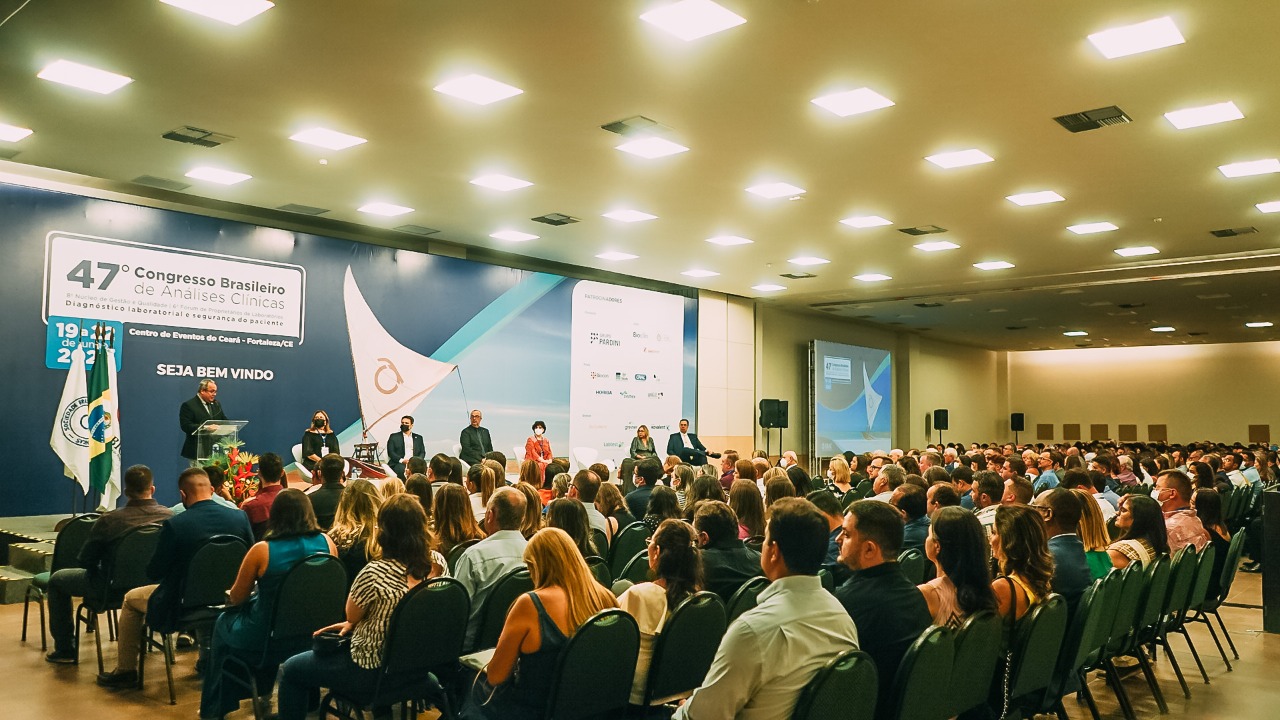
387, 414, 426, 479
459, 408, 493, 466
666, 418, 716, 466
301, 410, 340, 474
179, 379, 227, 461
630, 424, 657, 461
524, 420, 554, 475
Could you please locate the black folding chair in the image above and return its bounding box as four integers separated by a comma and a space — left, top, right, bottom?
619, 550, 651, 586
591, 528, 609, 557
947, 610, 1003, 718
1169, 542, 1220, 683
725, 576, 769, 623
140, 534, 249, 704
609, 522, 652, 580
446, 538, 481, 574
638, 592, 727, 708
743, 535, 765, 553
1193, 530, 1246, 662
320, 577, 470, 720
888, 625, 954, 720
896, 548, 925, 585
75, 523, 164, 673
22, 513, 99, 650
469, 566, 533, 652
585, 555, 612, 587
542, 609, 640, 720
792, 648, 877, 720
1005, 594, 1068, 715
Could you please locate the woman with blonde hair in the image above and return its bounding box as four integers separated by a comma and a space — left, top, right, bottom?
826, 456, 853, 498
671, 464, 695, 509
518, 459, 542, 489
467, 462, 499, 522
513, 482, 544, 539
327, 479, 383, 583
380, 476, 405, 500
1071, 488, 1113, 580
990, 505, 1054, 620
463, 528, 617, 719
434, 483, 486, 557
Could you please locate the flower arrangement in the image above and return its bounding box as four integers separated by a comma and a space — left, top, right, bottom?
209, 439, 261, 506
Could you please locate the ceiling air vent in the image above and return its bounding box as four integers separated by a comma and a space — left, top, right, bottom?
1005, 326, 1027, 331
531, 213, 579, 226
780, 272, 816, 280
276, 203, 329, 216
162, 125, 235, 148
915, 302, 943, 308
898, 225, 946, 236
600, 115, 671, 136
1053, 106, 1131, 133
1187, 331, 1209, 337
395, 224, 440, 236
1210, 226, 1258, 238
1117, 302, 1145, 309
132, 175, 191, 192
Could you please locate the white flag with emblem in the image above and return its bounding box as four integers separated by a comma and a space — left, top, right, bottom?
344, 267, 457, 443
50, 346, 91, 493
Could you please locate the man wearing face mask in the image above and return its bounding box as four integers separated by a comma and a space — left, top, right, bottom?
387, 415, 425, 479
1153, 469, 1209, 553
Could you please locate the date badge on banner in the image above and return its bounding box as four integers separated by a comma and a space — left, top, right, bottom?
45, 316, 124, 371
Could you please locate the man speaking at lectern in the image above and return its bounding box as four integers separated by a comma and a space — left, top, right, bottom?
179, 379, 227, 463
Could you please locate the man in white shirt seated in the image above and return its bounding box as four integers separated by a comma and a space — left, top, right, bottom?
454, 486, 528, 648
674, 498, 859, 720
568, 468, 611, 542
870, 464, 905, 503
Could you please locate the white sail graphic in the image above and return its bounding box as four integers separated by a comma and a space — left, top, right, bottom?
344, 267, 457, 443
863, 362, 883, 429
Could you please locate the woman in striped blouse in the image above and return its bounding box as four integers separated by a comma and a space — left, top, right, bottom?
276, 494, 447, 720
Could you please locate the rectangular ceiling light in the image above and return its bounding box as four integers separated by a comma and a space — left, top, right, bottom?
682, 268, 720, 278
973, 260, 1015, 270
1219, 159, 1280, 177
184, 166, 251, 185
596, 251, 639, 261
289, 127, 367, 150
470, 174, 533, 191
358, 202, 415, 216
160, 0, 275, 26
811, 88, 895, 117
752, 283, 786, 292
840, 215, 893, 228
1246, 321, 1274, 328
925, 149, 994, 168
1006, 190, 1065, 206
788, 256, 829, 266
853, 273, 892, 282
745, 182, 805, 198
705, 235, 752, 246
0, 123, 34, 142
914, 241, 960, 252
616, 136, 689, 158
1115, 245, 1159, 257
1150, 326, 1176, 332
1164, 101, 1244, 129
433, 74, 523, 105
490, 230, 539, 242
1063, 331, 1090, 337
602, 209, 658, 222
1088, 16, 1185, 59
38, 59, 133, 94
1067, 222, 1119, 234
640, 0, 746, 42
1257, 201, 1280, 213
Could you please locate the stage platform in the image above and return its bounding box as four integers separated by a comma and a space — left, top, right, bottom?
0, 514, 64, 604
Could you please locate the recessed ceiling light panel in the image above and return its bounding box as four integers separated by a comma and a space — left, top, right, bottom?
1115, 245, 1159, 257
853, 273, 891, 282
811, 88, 895, 117
490, 230, 539, 242
433, 74, 523, 105
746, 182, 806, 198
788, 256, 829, 266
1164, 101, 1244, 129
0, 123, 34, 142
615, 136, 689, 158
1063, 331, 1089, 337
602, 209, 658, 222
1219, 159, 1280, 178
705, 235, 752, 246
914, 241, 960, 252
1245, 321, 1274, 328
1256, 201, 1280, 213
184, 166, 251, 185
1006, 191, 1065, 206
1088, 16, 1185, 59
925, 149, 994, 168
358, 202, 414, 217
1067, 222, 1119, 234
840, 215, 893, 228
596, 251, 638, 261
289, 127, 367, 150
752, 283, 786, 292
38, 59, 133, 94
1150, 326, 1176, 332
160, 0, 274, 25
640, 0, 747, 41
470, 174, 533, 191
682, 268, 720, 278
973, 261, 1015, 270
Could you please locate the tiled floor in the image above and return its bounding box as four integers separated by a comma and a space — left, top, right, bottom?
0, 572, 1275, 720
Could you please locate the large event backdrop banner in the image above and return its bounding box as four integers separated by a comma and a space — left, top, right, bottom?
1, 182, 697, 516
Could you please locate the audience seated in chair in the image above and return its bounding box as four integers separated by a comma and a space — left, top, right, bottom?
1156, 469, 1211, 553
327, 479, 383, 584
990, 505, 1054, 621
918, 506, 997, 630
454, 486, 529, 649
1032, 488, 1093, 618
692, 500, 761, 602
240, 453, 285, 541
306, 453, 347, 531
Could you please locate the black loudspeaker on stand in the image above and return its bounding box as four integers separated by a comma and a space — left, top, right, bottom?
933, 408, 948, 445
760, 399, 788, 457
1011, 412, 1024, 444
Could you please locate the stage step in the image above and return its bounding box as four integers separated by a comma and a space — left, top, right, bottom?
0, 565, 35, 604
8, 542, 54, 575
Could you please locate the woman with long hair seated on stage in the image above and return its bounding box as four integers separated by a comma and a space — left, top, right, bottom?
434, 483, 486, 557
201, 489, 336, 719
300, 410, 340, 475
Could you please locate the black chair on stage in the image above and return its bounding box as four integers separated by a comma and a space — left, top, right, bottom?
22, 512, 99, 650
791, 648, 877, 720
541, 609, 640, 720
725, 576, 769, 624
75, 523, 163, 673
635, 592, 727, 711
469, 566, 533, 652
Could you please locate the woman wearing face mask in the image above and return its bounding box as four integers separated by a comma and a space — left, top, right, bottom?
301, 410, 340, 474
524, 420, 554, 476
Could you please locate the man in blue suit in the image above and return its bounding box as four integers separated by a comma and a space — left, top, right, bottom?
666, 418, 714, 466
1034, 488, 1092, 619
96, 467, 254, 687
386, 414, 426, 479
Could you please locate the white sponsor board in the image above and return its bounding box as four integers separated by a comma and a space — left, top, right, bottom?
43, 232, 306, 340
569, 281, 684, 468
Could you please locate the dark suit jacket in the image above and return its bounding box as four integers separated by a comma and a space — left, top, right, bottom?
146, 499, 254, 633
459, 425, 493, 466
308, 483, 345, 530
387, 432, 425, 478
666, 431, 708, 465
179, 395, 228, 459
625, 484, 654, 520
1048, 534, 1092, 618
700, 538, 763, 601
833, 562, 933, 720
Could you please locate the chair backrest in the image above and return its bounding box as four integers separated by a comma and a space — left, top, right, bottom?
897, 548, 925, 585
1045, 577, 1108, 708
818, 568, 834, 591
1216, 529, 1247, 603
619, 550, 651, 586
379, 577, 470, 680
1007, 594, 1068, 700
792, 648, 878, 720
446, 538, 481, 574
544, 609, 640, 720
1163, 546, 1199, 621
51, 513, 100, 573
1134, 556, 1171, 640
585, 555, 612, 587
1187, 541, 1218, 611
608, 522, 652, 579
181, 535, 250, 608
743, 535, 765, 553
947, 610, 1003, 717
1102, 564, 1147, 656
472, 566, 534, 651
271, 553, 348, 640
644, 592, 728, 704
106, 524, 165, 595
725, 576, 770, 623
890, 625, 955, 720
590, 528, 609, 556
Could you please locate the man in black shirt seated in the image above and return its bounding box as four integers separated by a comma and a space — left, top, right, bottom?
692, 500, 762, 601
306, 453, 346, 530
833, 500, 932, 720
806, 490, 851, 586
